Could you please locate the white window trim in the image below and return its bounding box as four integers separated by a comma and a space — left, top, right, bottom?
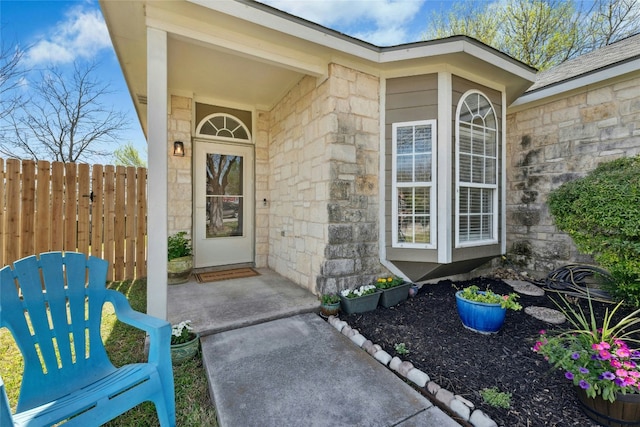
455, 90, 499, 248
391, 119, 437, 249
195, 112, 252, 142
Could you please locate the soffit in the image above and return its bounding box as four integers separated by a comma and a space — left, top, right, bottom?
100, 0, 536, 137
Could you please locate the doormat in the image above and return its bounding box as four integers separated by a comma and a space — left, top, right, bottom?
195, 268, 259, 283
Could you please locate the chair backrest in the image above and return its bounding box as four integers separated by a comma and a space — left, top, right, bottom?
0, 252, 113, 411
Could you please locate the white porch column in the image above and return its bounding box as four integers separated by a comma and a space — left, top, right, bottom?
146, 27, 168, 319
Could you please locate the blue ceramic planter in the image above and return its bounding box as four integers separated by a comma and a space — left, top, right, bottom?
455, 291, 506, 334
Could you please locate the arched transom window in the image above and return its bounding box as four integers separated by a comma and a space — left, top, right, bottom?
455, 91, 498, 247
196, 113, 251, 142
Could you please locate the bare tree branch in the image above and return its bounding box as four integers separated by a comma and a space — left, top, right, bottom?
0, 61, 129, 163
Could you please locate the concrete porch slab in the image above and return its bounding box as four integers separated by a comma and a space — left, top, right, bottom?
167, 268, 319, 336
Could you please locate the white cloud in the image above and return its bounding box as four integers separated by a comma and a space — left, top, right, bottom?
25, 6, 111, 66
260, 0, 425, 45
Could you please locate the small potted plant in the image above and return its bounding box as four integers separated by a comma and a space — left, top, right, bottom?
319, 293, 341, 317
340, 284, 380, 315
168, 231, 193, 284
455, 285, 522, 334
533, 294, 640, 426
170, 320, 200, 364
375, 276, 411, 308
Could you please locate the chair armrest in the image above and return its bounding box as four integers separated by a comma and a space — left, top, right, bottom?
0, 375, 14, 426
105, 290, 172, 365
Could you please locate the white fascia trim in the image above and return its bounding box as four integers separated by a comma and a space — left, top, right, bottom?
380, 40, 537, 83
512, 58, 640, 109
187, 0, 380, 62
145, 9, 326, 78
437, 71, 452, 264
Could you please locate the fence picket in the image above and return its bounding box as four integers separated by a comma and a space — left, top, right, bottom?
36, 161, 51, 254
91, 164, 104, 259
6, 160, 20, 264
104, 165, 115, 281
136, 167, 147, 278
125, 167, 135, 279
64, 163, 77, 252
0, 159, 147, 280
77, 164, 90, 255
114, 166, 125, 279
21, 161, 36, 258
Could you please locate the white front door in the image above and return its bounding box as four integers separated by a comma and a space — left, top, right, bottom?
193, 140, 254, 268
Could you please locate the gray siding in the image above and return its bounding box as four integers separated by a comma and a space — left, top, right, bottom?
385, 74, 438, 262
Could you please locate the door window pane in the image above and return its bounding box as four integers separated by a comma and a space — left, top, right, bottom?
206, 153, 243, 238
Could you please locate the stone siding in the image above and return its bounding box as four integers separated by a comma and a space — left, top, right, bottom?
505, 74, 640, 277
255, 110, 270, 268
168, 95, 193, 237
267, 63, 383, 294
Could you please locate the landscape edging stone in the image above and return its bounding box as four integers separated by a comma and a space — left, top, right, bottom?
328, 314, 498, 426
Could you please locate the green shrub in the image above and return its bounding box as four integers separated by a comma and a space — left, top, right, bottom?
547, 156, 640, 305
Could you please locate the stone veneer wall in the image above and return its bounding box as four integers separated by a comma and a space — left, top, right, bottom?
168, 95, 193, 237
505, 74, 640, 277
255, 110, 270, 268
267, 63, 384, 294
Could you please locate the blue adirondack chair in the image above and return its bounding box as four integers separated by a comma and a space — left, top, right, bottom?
0, 252, 176, 426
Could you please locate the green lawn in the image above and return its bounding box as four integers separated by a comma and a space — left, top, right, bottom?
0, 279, 218, 427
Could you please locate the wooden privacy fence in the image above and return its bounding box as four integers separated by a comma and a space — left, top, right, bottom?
0, 159, 147, 281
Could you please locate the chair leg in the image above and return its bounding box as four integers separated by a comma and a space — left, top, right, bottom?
154, 396, 176, 427
0, 377, 14, 427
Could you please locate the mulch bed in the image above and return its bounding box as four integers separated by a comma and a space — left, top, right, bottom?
340, 276, 639, 427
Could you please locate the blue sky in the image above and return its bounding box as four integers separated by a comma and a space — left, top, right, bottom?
1, 0, 453, 163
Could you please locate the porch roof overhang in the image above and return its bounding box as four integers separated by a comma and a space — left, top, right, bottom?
99, 0, 537, 139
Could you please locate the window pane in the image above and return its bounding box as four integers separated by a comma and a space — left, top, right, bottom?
414, 154, 431, 181
396, 155, 413, 182
472, 127, 484, 155
459, 124, 472, 153
459, 187, 469, 212
415, 125, 431, 153
472, 156, 484, 183
469, 216, 481, 240
415, 187, 430, 214
397, 127, 413, 154
459, 154, 471, 182
486, 131, 497, 156
484, 113, 496, 130
482, 189, 493, 213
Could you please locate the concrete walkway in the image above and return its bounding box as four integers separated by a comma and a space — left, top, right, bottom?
168, 269, 461, 427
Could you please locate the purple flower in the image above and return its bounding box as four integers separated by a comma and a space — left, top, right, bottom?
579, 367, 589, 374
600, 371, 616, 380
579, 380, 590, 389
615, 378, 625, 386
571, 352, 580, 360
565, 371, 574, 380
